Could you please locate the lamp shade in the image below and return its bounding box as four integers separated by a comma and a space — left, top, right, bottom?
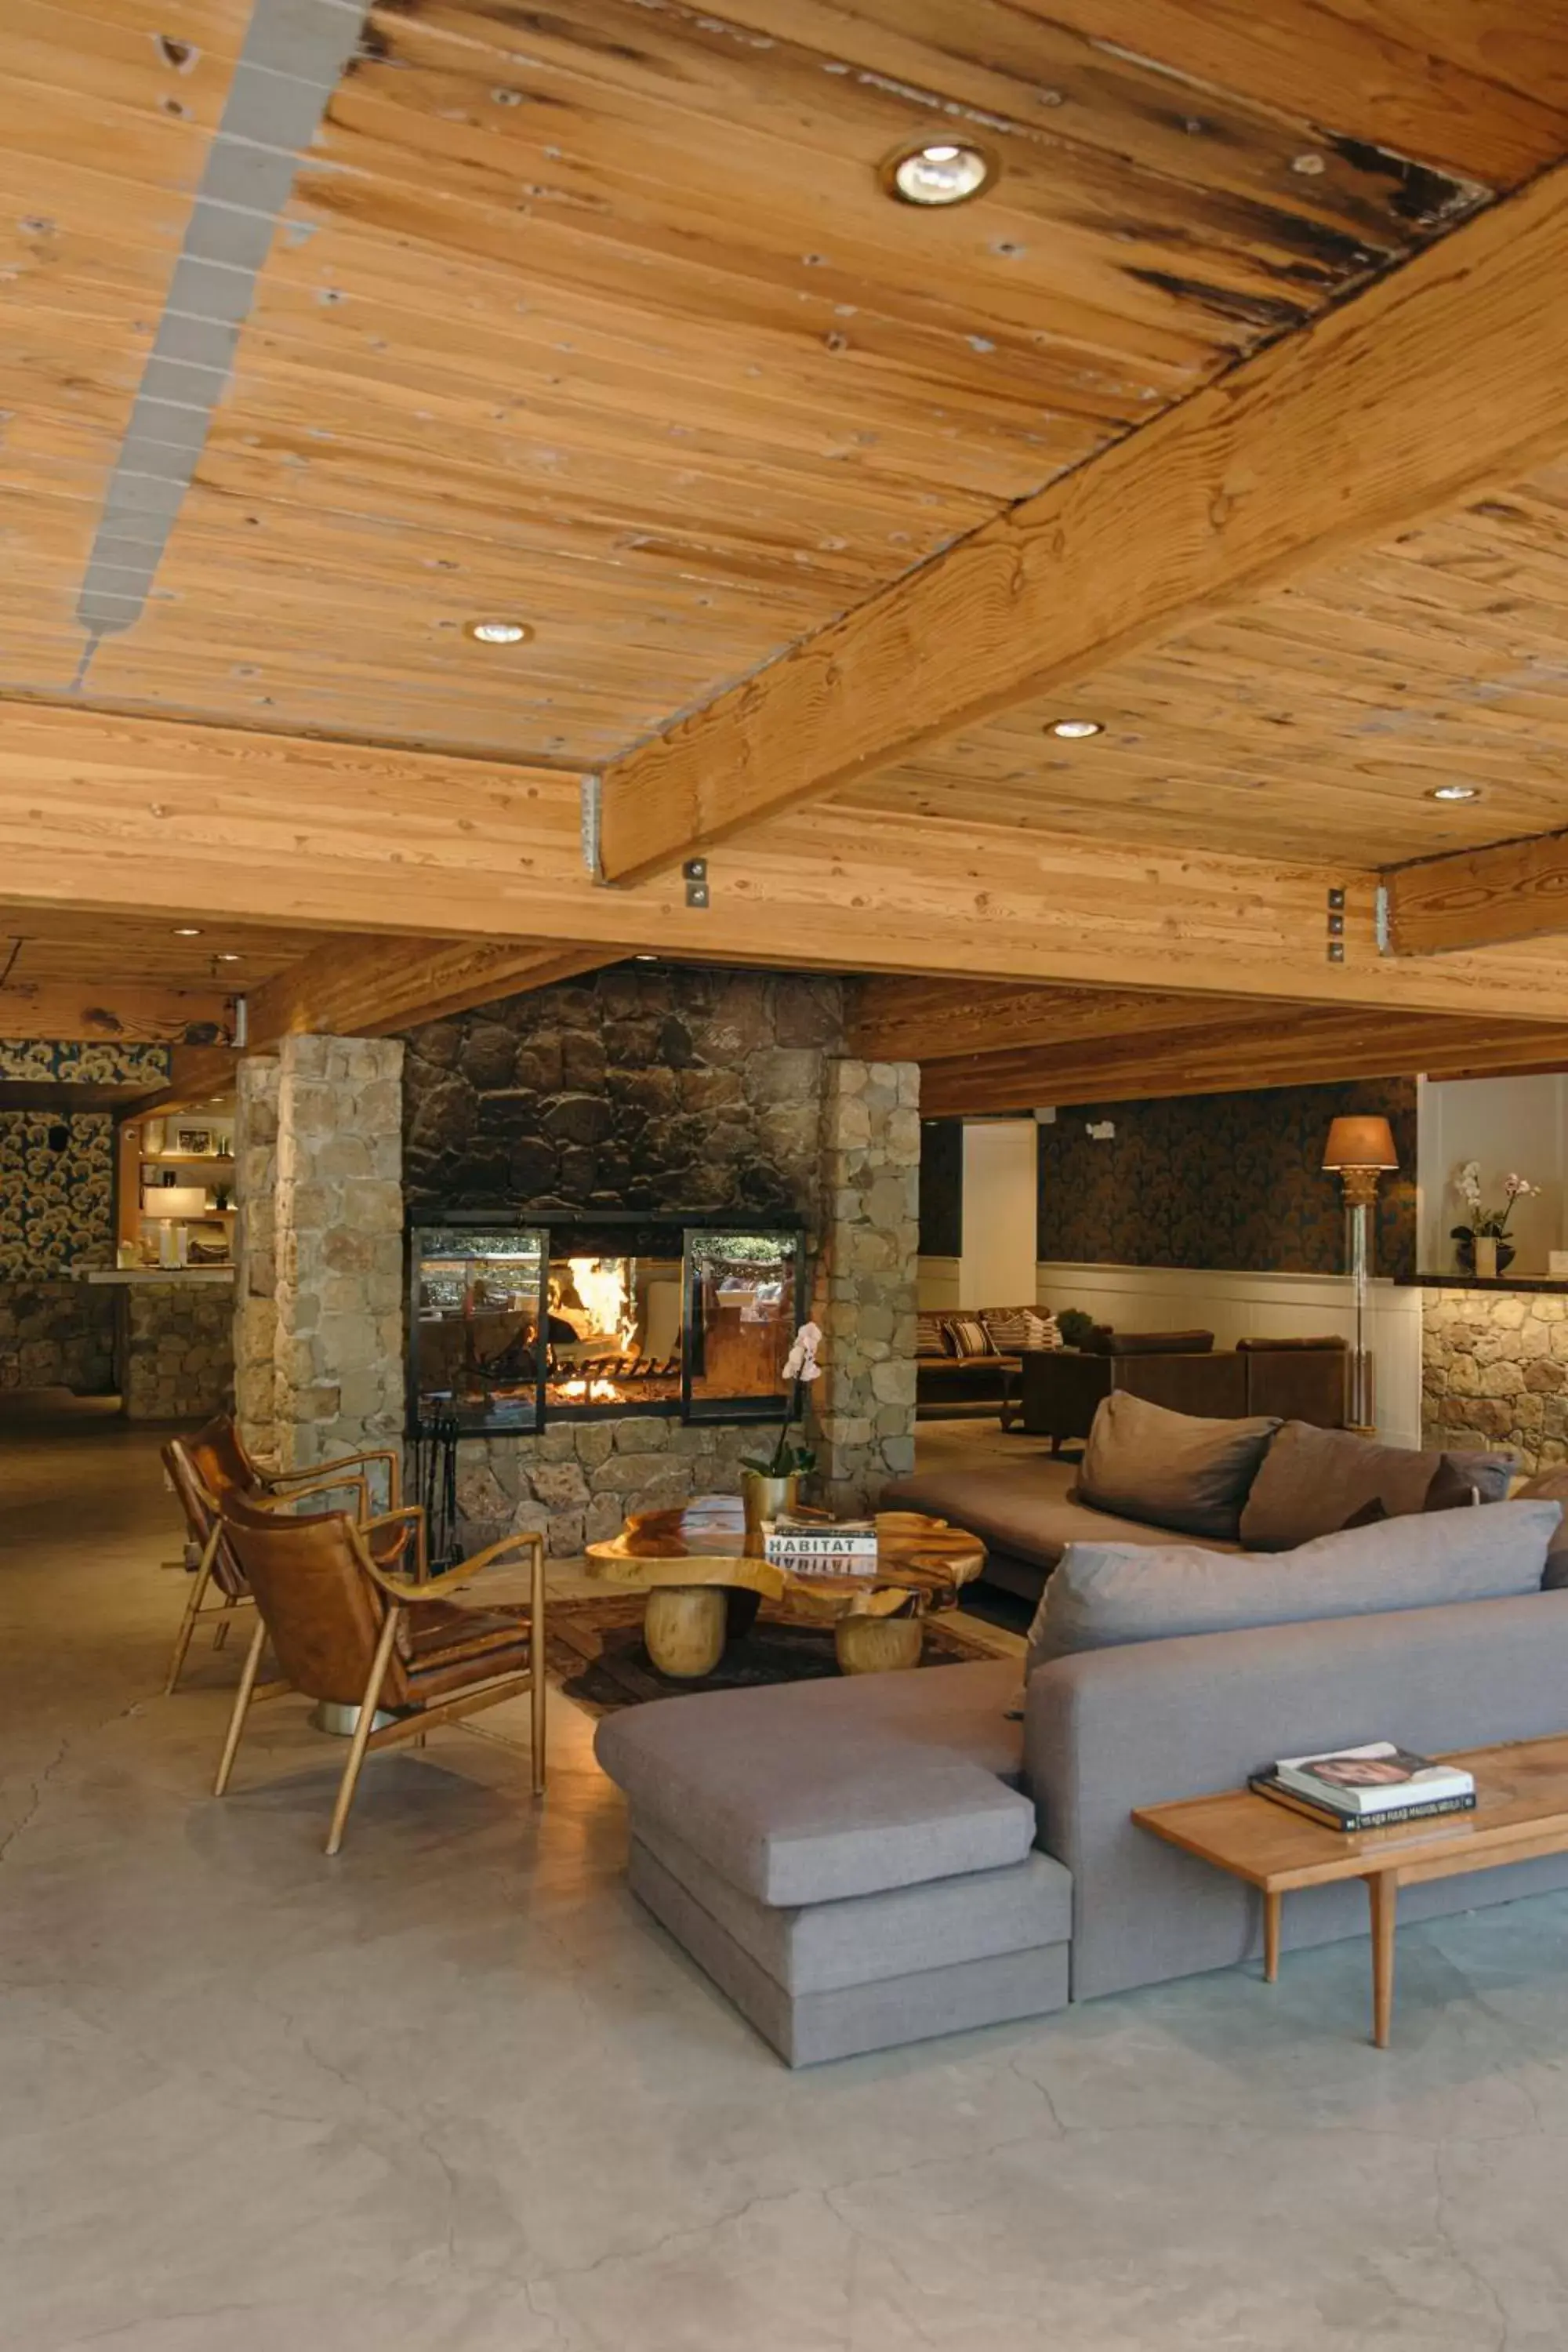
1323, 1115, 1399, 1172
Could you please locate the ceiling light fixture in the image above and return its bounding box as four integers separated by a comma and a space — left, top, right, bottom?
1429, 784, 1481, 802
172, 925, 202, 937
464, 619, 533, 645
879, 139, 996, 209
215, 952, 241, 963
1049, 718, 1103, 740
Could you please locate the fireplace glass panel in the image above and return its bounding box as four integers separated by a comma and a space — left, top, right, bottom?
411, 1226, 544, 1432
544, 1251, 684, 1412
684, 1229, 802, 1417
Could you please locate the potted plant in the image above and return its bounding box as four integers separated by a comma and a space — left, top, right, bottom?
740, 1319, 821, 1532
1450, 1162, 1536, 1278
1057, 1308, 1098, 1352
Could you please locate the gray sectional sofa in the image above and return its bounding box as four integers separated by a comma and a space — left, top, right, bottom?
595, 1403, 1568, 2066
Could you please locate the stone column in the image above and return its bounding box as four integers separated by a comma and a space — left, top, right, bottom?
815, 1056, 920, 1514
274, 1033, 405, 1476
233, 1053, 279, 1463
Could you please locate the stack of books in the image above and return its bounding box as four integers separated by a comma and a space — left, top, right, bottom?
763, 1512, 878, 1577
1250, 1740, 1476, 1832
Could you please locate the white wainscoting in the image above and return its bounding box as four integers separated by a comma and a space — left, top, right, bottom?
1034, 1262, 1423, 1450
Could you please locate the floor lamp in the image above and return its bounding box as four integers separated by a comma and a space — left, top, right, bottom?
1323, 1115, 1399, 1434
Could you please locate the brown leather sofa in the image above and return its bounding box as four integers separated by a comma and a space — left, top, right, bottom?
1008, 1334, 1346, 1453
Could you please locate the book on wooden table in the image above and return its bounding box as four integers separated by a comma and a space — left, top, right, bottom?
1272, 1740, 1475, 1814
1248, 1773, 1477, 1834
764, 1513, 878, 1575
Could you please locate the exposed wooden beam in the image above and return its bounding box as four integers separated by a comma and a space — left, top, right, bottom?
0, 978, 233, 1045
12, 706, 1568, 1022
1384, 828, 1568, 956
922, 1011, 1568, 1116
595, 159, 1568, 885
849, 978, 1283, 1065
243, 935, 609, 1047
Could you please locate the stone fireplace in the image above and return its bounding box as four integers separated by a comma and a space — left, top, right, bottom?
234, 963, 920, 1559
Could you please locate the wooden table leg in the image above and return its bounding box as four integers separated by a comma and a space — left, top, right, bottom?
1263, 1889, 1281, 1984
644, 1586, 727, 1679
1366, 1871, 1397, 2049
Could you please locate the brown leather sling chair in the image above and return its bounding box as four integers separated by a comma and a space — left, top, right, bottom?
212, 1489, 546, 1854
162, 1414, 405, 1697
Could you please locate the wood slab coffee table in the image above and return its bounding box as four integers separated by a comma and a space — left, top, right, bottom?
585, 1494, 985, 1679
1134, 1733, 1568, 2047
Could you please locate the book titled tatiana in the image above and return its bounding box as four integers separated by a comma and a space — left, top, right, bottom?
1250, 1740, 1476, 1831
763, 1513, 878, 1576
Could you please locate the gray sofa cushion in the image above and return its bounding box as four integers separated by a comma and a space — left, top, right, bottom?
883, 1457, 1243, 1576
593, 1660, 1033, 1907
1239, 1418, 1514, 1550
1077, 1391, 1279, 1541
637, 1817, 1073, 1994
1027, 1497, 1561, 1667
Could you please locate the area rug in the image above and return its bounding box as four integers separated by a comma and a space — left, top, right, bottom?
535, 1593, 1014, 1719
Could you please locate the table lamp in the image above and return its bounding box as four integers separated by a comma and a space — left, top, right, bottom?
1323, 1115, 1399, 1432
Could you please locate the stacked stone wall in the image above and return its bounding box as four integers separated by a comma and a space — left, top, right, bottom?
1422, 1287, 1568, 1472
0, 1280, 116, 1393
273, 1034, 405, 1475
120, 1280, 234, 1421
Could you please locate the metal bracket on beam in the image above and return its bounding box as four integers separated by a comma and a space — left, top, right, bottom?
580, 773, 604, 882
1374, 884, 1392, 956
684, 858, 710, 909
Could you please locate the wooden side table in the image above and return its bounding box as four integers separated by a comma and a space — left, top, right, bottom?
1134, 1733, 1568, 2047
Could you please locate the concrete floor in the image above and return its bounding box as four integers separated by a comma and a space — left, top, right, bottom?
5, 1405, 1568, 2349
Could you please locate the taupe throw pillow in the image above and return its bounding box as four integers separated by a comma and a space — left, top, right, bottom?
1240, 1420, 1512, 1552
1515, 1468, 1568, 1588
1025, 1499, 1562, 1671
1076, 1391, 1280, 1541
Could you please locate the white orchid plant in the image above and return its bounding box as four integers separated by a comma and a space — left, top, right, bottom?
1450, 1160, 1537, 1245
741, 1319, 822, 1481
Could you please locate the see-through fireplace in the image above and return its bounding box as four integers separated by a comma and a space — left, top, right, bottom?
408, 1213, 806, 1436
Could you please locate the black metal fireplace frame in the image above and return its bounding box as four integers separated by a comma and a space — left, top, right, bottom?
407, 1208, 807, 1437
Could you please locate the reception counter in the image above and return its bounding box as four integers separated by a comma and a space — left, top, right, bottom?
76, 1269, 234, 1421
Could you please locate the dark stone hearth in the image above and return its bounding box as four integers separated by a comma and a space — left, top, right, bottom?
461, 1023, 521, 1091
543, 1093, 615, 1148
477, 1088, 541, 1134
506, 1138, 559, 1195
401, 964, 845, 1224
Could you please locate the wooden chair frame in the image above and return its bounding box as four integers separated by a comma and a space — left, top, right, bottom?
213, 1514, 546, 1855
164, 1415, 407, 1698
164, 1461, 397, 1697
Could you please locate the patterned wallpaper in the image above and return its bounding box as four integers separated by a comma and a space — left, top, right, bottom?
0, 1038, 164, 1276
0, 1040, 169, 1083
0, 1112, 115, 1276
1037, 1079, 1418, 1281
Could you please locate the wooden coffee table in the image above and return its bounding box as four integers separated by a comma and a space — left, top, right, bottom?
1134, 1733, 1568, 2047
584, 1494, 985, 1679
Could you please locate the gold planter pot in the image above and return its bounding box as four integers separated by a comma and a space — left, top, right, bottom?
741, 1470, 798, 1534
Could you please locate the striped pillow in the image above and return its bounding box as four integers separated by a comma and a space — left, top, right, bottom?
946, 1316, 994, 1359
916, 1312, 951, 1358
981, 1307, 1060, 1353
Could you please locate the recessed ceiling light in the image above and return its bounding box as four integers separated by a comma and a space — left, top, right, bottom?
215, 952, 241, 963
464, 619, 532, 645
1429, 784, 1481, 802
633, 953, 657, 962
879, 140, 997, 209
172, 925, 201, 937
1049, 718, 1103, 740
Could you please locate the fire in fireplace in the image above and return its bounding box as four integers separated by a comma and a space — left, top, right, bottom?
408, 1214, 806, 1436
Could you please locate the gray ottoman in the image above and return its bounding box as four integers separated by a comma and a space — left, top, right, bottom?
594, 1661, 1073, 2065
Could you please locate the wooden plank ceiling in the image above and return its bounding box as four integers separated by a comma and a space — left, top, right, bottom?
6, 1, 1568, 1090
